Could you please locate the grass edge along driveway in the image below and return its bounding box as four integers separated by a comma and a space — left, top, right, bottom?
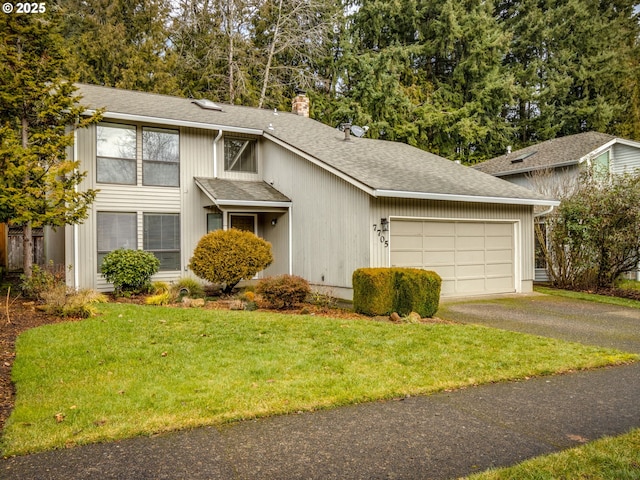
3, 303, 637, 456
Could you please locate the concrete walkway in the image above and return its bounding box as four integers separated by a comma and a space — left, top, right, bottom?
3, 295, 640, 479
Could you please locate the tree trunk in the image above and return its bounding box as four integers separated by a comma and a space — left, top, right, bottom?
258, 0, 283, 109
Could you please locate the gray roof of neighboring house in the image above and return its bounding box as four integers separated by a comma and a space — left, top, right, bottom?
474, 132, 617, 177
195, 178, 291, 205
77, 83, 557, 206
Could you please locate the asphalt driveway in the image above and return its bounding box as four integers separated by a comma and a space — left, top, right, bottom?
439, 292, 640, 353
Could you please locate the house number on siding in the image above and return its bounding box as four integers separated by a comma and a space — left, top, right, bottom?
372, 224, 389, 248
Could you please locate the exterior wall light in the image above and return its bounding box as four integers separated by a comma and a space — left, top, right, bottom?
380, 218, 389, 231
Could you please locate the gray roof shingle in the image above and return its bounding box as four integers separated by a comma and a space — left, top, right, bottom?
474, 132, 616, 176
195, 178, 290, 204
77, 84, 555, 205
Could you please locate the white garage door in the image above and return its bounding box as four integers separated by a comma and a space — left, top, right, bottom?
390, 220, 515, 296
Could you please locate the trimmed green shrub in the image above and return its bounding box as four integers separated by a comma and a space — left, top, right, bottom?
256, 274, 310, 309
353, 268, 441, 318
100, 249, 160, 295
189, 229, 273, 294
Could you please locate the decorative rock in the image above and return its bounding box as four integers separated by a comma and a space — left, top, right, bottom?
407, 311, 422, 323
389, 312, 402, 323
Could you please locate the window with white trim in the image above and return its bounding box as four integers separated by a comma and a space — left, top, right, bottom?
97, 212, 137, 272
224, 137, 257, 173
97, 123, 137, 184
143, 127, 180, 187
143, 213, 181, 271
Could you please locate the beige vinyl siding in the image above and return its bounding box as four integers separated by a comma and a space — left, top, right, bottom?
260, 212, 290, 277
70, 125, 218, 290
612, 143, 640, 175
262, 141, 370, 288
370, 198, 535, 292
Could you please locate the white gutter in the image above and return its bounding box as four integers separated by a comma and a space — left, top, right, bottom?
213, 129, 223, 178
374, 189, 560, 207
83, 110, 262, 136
214, 199, 292, 208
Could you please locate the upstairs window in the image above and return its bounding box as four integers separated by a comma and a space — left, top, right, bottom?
224, 137, 257, 173
97, 123, 137, 184
143, 127, 180, 187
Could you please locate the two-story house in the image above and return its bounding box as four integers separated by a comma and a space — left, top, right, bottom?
474, 132, 640, 281
35, 84, 558, 298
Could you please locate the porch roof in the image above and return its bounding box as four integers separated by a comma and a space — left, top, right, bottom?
195, 178, 291, 208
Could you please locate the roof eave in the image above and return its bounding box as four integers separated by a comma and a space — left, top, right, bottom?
84, 109, 263, 136
374, 189, 560, 207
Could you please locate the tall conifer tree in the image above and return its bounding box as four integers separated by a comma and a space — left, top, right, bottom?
0, 11, 100, 277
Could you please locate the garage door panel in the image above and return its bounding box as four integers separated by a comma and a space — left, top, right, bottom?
486, 223, 513, 236
486, 236, 513, 249
391, 219, 515, 296
456, 236, 485, 250
425, 222, 456, 236
392, 221, 423, 235
424, 236, 456, 250
456, 250, 485, 264
456, 264, 486, 278
423, 251, 455, 266
393, 236, 423, 249
486, 263, 512, 276
486, 249, 513, 263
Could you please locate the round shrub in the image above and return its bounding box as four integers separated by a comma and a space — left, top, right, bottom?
100, 249, 160, 295
256, 274, 310, 309
189, 229, 273, 294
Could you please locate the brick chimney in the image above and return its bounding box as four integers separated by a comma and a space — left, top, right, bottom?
292, 91, 310, 117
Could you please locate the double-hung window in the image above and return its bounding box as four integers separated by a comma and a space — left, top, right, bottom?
97, 123, 137, 184
144, 213, 181, 271
224, 137, 257, 173
97, 212, 137, 272
143, 127, 180, 186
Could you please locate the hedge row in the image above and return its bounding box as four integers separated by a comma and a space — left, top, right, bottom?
352, 268, 441, 318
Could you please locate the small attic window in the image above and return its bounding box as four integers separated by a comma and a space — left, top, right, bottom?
511, 151, 537, 164
192, 99, 223, 111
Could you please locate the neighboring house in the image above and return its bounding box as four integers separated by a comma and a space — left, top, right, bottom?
36, 84, 557, 298
474, 132, 640, 281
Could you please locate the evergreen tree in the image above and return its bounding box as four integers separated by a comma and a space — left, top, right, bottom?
58, 0, 178, 93
0, 12, 100, 277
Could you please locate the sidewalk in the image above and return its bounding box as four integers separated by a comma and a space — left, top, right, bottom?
3, 295, 640, 479
3, 362, 639, 480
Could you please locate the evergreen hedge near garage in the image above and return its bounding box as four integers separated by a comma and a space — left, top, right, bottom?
353, 268, 441, 318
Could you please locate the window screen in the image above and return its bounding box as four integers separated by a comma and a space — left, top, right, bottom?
97, 123, 137, 184
144, 213, 180, 271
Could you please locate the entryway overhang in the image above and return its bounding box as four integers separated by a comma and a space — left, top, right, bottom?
195, 177, 292, 209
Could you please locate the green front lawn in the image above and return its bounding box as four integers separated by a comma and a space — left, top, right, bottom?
466, 428, 640, 480
535, 286, 640, 309
3, 303, 637, 456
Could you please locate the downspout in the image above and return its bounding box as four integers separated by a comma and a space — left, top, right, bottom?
288, 204, 293, 275
213, 129, 223, 178
534, 205, 555, 218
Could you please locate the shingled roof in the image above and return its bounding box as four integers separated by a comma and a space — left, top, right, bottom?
473, 132, 617, 177
77, 83, 557, 206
